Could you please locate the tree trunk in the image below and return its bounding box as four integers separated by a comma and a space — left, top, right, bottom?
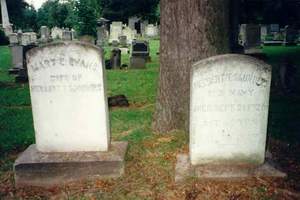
153, 0, 230, 133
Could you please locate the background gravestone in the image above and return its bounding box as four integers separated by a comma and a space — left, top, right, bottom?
14, 42, 127, 187
175, 54, 285, 181
110, 48, 121, 69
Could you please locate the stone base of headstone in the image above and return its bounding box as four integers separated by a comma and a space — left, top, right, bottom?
15, 69, 28, 83
130, 57, 146, 69
175, 154, 286, 183
14, 141, 128, 188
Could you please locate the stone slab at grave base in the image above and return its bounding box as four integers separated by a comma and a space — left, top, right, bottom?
14, 141, 128, 188
175, 154, 286, 183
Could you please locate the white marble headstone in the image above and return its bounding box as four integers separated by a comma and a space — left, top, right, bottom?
26, 42, 110, 152
190, 54, 271, 166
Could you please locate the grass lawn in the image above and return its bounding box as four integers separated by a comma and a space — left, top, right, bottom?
0, 42, 299, 199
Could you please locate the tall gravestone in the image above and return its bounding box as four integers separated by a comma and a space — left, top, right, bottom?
0, 0, 12, 35
175, 54, 285, 181
14, 42, 128, 187
109, 22, 123, 43
40, 26, 50, 43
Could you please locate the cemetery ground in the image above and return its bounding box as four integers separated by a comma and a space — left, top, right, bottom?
0, 41, 300, 199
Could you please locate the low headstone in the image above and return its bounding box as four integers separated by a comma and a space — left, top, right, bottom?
9, 33, 18, 45
9, 45, 24, 74
110, 48, 121, 69
119, 35, 127, 47
14, 42, 128, 187
21, 33, 31, 46
239, 24, 262, 54
62, 30, 72, 40
130, 40, 150, 69
51, 27, 63, 40
145, 24, 159, 38
112, 40, 119, 47
29, 32, 37, 44
123, 27, 135, 45
175, 54, 286, 182
40, 26, 50, 42
96, 26, 108, 46
71, 29, 76, 40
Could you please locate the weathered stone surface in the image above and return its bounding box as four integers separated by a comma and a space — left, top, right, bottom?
26, 42, 110, 152
190, 54, 272, 166
14, 142, 128, 187
175, 154, 286, 183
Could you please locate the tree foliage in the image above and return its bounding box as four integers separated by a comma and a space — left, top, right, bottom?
100, 0, 160, 22
74, 0, 98, 36
36, 0, 76, 29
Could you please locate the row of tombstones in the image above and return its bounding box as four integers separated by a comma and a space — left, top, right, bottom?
109, 40, 150, 70
13, 41, 285, 187
8, 26, 77, 82
240, 24, 299, 53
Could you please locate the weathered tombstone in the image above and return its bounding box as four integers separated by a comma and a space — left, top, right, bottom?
145, 24, 159, 38
123, 27, 135, 45
110, 48, 121, 69
130, 40, 150, 69
119, 35, 127, 47
21, 33, 31, 46
96, 26, 108, 46
40, 26, 50, 42
51, 27, 63, 40
0, 0, 12, 35
260, 25, 268, 42
62, 30, 72, 40
9, 33, 18, 45
14, 42, 128, 187
109, 21, 123, 43
29, 32, 37, 44
8, 45, 24, 74
175, 54, 286, 182
71, 28, 76, 40
239, 24, 262, 54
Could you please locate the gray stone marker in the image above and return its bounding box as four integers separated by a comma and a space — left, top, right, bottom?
145, 24, 159, 38
239, 24, 262, 54
40, 26, 50, 43
175, 54, 286, 182
119, 35, 127, 47
62, 30, 72, 40
110, 48, 121, 69
14, 42, 127, 187
130, 40, 150, 69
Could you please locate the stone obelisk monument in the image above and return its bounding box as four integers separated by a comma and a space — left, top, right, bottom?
1, 0, 12, 36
